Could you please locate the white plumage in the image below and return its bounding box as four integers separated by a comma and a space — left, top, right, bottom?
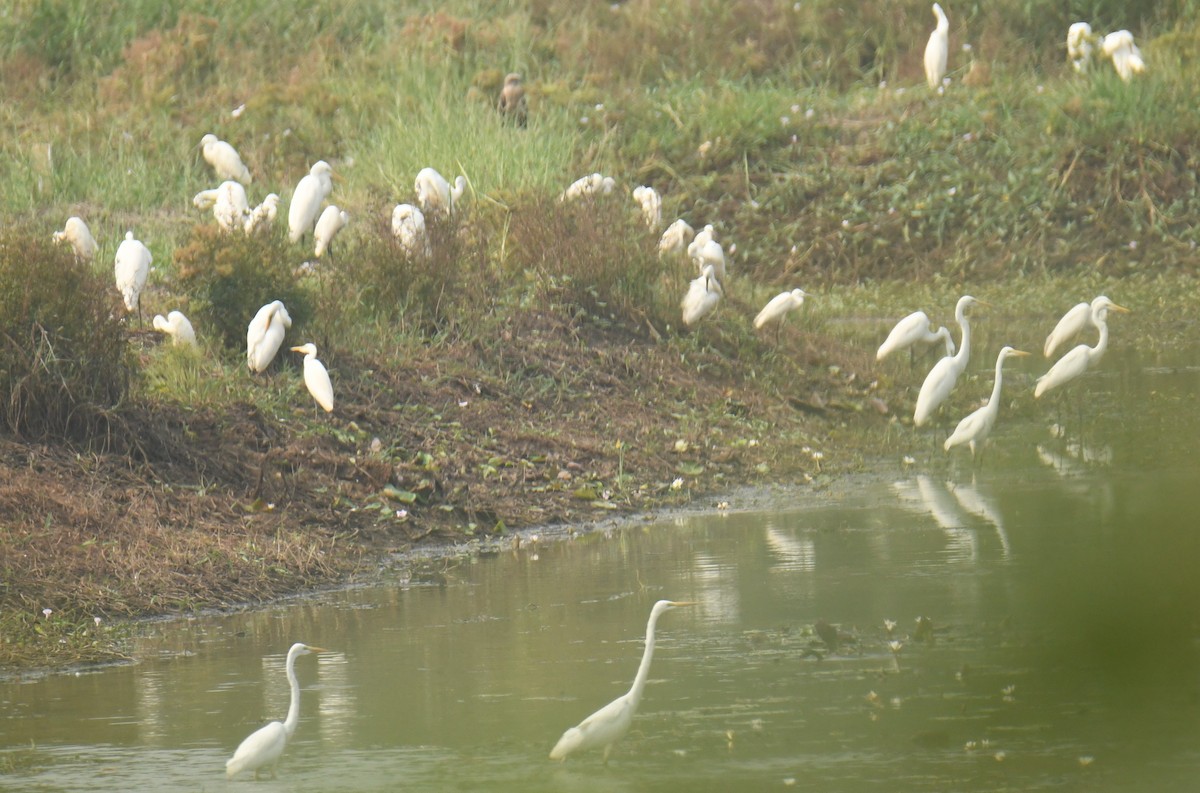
313, 205, 349, 258
212, 180, 251, 233
52, 216, 97, 261
200, 133, 252, 185
1067, 22, 1096, 73
924, 3, 950, 90
288, 161, 335, 243
391, 203, 430, 259
1043, 295, 1110, 359
414, 167, 466, 217
291, 343, 334, 412
114, 231, 151, 314
754, 289, 808, 330
876, 310, 956, 362
632, 185, 662, 231
1035, 298, 1129, 398
914, 295, 983, 427
244, 193, 280, 235
944, 346, 1029, 457
247, 300, 292, 373
689, 237, 726, 283
657, 219, 695, 257
686, 224, 715, 260
1100, 30, 1146, 83
152, 310, 197, 348
560, 173, 616, 202
681, 264, 723, 327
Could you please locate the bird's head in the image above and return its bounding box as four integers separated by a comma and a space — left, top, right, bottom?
199, 133, 217, 148
1000, 346, 1031, 360
290, 343, 318, 357
290, 643, 330, 657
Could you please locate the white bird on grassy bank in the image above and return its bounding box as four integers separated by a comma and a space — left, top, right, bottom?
52, 216, 97, 262
944, 346, 1029, 459
212, 180, 250, 233
415, 167, 466, 217
658, 219, 695, 257
313, 205, 349, 258
291, 343, 334, 412
1067, 22, 1097, 73
681, 265, 723, 327
924, 3, 950, 90
560, 173, 616, 202
244, 193, 280, 235
550, 601, 696, 763
391, 203, 430, 259
152, 310, 197, 348
632, 185, 662, 230
247, 300, 292, 373
754, 288, 809, 332
1101, 30, 1146, 83
200, 133, 252, 185
114, 231, 151, 318
288, 161, 334, 243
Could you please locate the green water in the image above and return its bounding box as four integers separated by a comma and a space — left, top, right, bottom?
1, 350, 1198, 792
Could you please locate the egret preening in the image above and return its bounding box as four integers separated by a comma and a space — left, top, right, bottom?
1043, 295, 1112, 359
658, 218, 695, 257
944, 346, 1030, 459
192, 187, 219, 211
288, 161, 335, 243
914, 295, 985, 427
549, 600, 696, 763
152, 310, 197, 348
313, 205, 349, 258
924, 3, 950, 90
1100, 30, 1146, 83
561, 173, 616, 202
212, 180, 251, 233
687, 224, 715, 260
754, 289, 809, 340
247, 300, 292, 373
200, 133, 252, 185
52, 216, 97, 262
1067, 23, 1097, 73
632, 185, 662, 231
391, 203, 431, 259
415, 167, 466, 217
497, 72, 527, 126
1034, 297, 1129, 398
681, 264, 723, 327
876, 311, 956, 362
291, 343, 334, 413
114, 231, 151, 318
226, 643, 329, 780
689, 237, 726, 283
244, 193, 280, 235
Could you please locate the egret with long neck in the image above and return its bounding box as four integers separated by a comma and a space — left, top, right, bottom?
914, 295, 985, 426
1035, 298, 1129, 398
944, 346, 1030, 459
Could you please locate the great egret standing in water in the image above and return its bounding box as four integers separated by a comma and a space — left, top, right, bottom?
1034, 297, 1129, 398
924, 3, 950, 90
247, 300, 292, 373
288, 161, 334, 243
944, 346, 1029, 459
226, 643, 329, 780
1043, 295, 1111, 359
549, 600, 696, 762
876, 311, 956, 362
52, 216, 97, 261
291, 343, 334, 413
914, 295, 985, 427
200, 133, 252, 185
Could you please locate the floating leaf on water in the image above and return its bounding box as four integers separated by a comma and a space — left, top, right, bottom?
382, 486, 417, 504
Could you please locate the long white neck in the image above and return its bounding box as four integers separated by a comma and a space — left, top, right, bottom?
626, 608, 665, 710
1089, 313, 1110, 364
953, 303, 971, 368
282, 647, 303, 737
988, 353, 1007, 405
934, 5, 948, 32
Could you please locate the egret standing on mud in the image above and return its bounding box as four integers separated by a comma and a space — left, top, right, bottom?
924, 3, 950, 90
944, 346, 1029, 460
1035, 297, 1129, 398
226, 643, 329, 780
53, 216, 97, 262
288, 161, 334, 243
550, 600, 696, 763
876, 310, 956, 362
914, 295, 985, 427
200, 133, 252, 185
291, 343, 334, 413
247, 300, 292, 373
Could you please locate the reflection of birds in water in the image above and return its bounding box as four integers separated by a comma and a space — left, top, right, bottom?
916, 474, 977, 561
949, 478, 1010, 558
914, 616, 935, 644
764, 527, 816, 571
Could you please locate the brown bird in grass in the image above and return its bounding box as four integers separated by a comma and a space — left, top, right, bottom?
497, 73, 527, 127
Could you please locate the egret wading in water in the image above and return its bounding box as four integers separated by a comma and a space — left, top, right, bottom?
1043, 295, 1112, 359
924, 3, 950, 91
1034, 297, 1129, 399
152, 310, 197, 348
876, 310, 956, 363
914, 295, 986, 427
550, 600, 696, 763
415, 167, 466, 217
200, 133, 252, 185
114, 231, 151, 321
53, 216, 97, 262
288, 161, 334, 243
226, 643, 329, 780
291, 343, 334, 413
944, 346, 1030, 461
753, 288, 809, 343
681, 264, 723, 327
247, 300, 292, 373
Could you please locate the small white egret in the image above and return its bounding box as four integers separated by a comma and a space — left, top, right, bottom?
944, 346, 1030, 458
497, 72, 527, 126
1043, 295, 1112, 359
114, 231, 151, 318
212, 180, 251, 233
201, 133, 252, 185
549, 600, 696, 763
391, 203, 430, 259
1067, 22, 1096, 73
247, 300, 292, 373
561, 173, 616, 202
632, 185, 662, 231
288, 161, 334, 243
689, 237, 726, 282
686, 224, 715, 260
914, 295, 985, 427
754, 289, 809, 336
192, 187, 219, 211
1034, 297, 1129, 398
244, 193, 280, 235
414, 167, 466, 217
1100, 30, 1146, 83
313, 205, 349, 258
291, 343, 334, 412
52, 216, 97, 262
681, 265, 723, 327
658, 219, 695, 257
924, 3, 950, 91
876, 311, 956, 362
226, 643, 329, 780
152, 310, 197, 348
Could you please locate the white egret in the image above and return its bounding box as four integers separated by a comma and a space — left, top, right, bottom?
876, 311, 956, 362
549, 600, 696, 762
201, 133, 252, 185
914, 295, 985, 427
313, 205, 349, 258
244, 193, 280, 235
247, 300, 292, 373
560, 173, 616, 202
944, 346, 1030, 458
391, 203, 430, 259
754, 288, 809, 335
193, 187, 219, 210
497, 72, 527, 126
1100, 30, 1145, 83
689, 237, 726, 282
632, 185, 662, 231
924, 3, 950, 90
288, 161, 335, 243
212, 180, 251, 233
152, 310, 197, 348
1043, 295, 1112, 359
226, 643, 329, 780
681, 264, 723, 327
1034, 297, 1129, 398
686, 224, 715, 260
52, 216, 97, 262
291, 343, 334, 412
1067, 22, 1096, 73
658, 218, 695, 257
414, 167, 466, 217
114, 231, 151, 318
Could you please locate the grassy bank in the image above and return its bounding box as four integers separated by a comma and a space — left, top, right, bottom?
2, 0, 1199, 670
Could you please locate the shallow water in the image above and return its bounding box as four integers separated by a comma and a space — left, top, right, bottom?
2, 348, 1198, 792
